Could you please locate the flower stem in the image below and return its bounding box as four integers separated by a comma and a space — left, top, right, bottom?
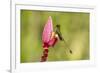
40, 48, 49, 62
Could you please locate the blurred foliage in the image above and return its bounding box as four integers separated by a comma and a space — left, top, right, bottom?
20, 10, 89, 63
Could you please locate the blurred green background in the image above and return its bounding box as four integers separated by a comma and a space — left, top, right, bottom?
20, 10, 90, 63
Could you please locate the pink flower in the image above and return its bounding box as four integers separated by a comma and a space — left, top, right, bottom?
42, 16, 58, 49
41, 16, 59, 62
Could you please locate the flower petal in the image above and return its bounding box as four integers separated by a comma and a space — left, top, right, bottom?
42, 16, 53, 43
